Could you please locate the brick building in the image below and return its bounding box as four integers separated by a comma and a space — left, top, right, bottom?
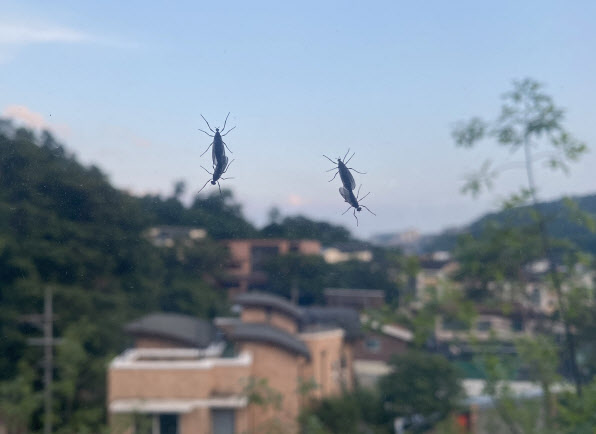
107, 292, 359, 434
324, 288, 385, 311
223, 239, 321, 296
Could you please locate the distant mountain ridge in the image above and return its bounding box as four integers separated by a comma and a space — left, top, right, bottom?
372, 194, 596, 254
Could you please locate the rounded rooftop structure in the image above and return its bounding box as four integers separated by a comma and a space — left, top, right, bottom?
234, 292, 303, 320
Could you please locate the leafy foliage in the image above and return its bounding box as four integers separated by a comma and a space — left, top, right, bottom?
261, 215, 353, 245
262, 251, 399, 305
453, 78, 586, 197
0, 123, 232, 432
379, 351, 462, 428
307, 387, 391, 434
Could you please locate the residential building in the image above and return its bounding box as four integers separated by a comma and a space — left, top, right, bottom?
324, 288, 385, 311
223, 239, 321, 296
322, 242, 373, 264
146, 226, 207, 248
415, 252, 460, 302
107, 292, 358, 434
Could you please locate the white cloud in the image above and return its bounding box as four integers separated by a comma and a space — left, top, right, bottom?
0, 21, 136, 59
0, 23, 92, 45
2, 104, 71, 138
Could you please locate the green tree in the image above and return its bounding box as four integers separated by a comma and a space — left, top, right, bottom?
0, 361, 40, 434
453, 78, 588, 394
308, 388, 391, 434
515, 336, 560, 426
557, 378, 596, 433
0, 123, 240, 432
260, 215, 352, 245
378, 351, 462, 430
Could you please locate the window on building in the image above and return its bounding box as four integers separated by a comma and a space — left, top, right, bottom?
212, 409, 235, 434
251, 246, 279, 271
365, 337, 381, 352
159, 414, 179, 434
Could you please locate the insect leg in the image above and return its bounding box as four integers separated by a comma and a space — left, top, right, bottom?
224, 159, 235, 173
328, 171, 339, 182
221, 177, 235, 180
200, 114, 215, 133
359, 191, 370, 201
357, 184, 362, 197
197, 178, 211, 194
348, 168, 367, 174
221, 112, 231, 132
222, 126, 236, 136
222, 140, 234, 153
362, 206, 376, 216
345, 151, 356, 164
198, 128, 214, 137
200, 142, 214, 157
323, 155, 336, 165
342, 205, 352, 215
200, 166, 213, 175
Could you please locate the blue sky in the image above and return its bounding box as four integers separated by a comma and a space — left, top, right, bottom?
1, 1, 595, 237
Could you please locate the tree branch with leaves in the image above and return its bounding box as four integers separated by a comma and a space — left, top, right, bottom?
453, 78, 587, 395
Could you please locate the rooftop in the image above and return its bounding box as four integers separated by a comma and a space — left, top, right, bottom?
234, 292, 304, 319
227, 322, 311, 359
124, 313, 217, 348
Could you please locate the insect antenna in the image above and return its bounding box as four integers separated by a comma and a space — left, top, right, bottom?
217, 181, 223, 197
345, 151, 356, 164
323, 155, 336, 165
200, 114, 215, 133
197, 178, 211, 194
221, 112, 231, 132
343, 148, 351, 161
353, 209, 359, 226
221, 126, 236, 137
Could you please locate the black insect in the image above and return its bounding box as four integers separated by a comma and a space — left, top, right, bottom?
197, 156, 234, 196
323, 148, 366, 190
339, 185, 376, 226
198, 112, 236, 166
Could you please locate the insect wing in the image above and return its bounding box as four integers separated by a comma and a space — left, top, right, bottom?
339, 186, 351, 203
346, 170, 356, 190
338, 164, 356, 190
219, 155, 229, 170
212, 143, 226, 166
212, 146, 220, 166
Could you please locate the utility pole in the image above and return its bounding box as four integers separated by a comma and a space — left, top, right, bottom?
24, 286, 61, 434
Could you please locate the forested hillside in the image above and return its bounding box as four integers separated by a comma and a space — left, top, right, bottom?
422, 195, 596, 254
0, 121, 397, 432
0, 123, 248, 431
